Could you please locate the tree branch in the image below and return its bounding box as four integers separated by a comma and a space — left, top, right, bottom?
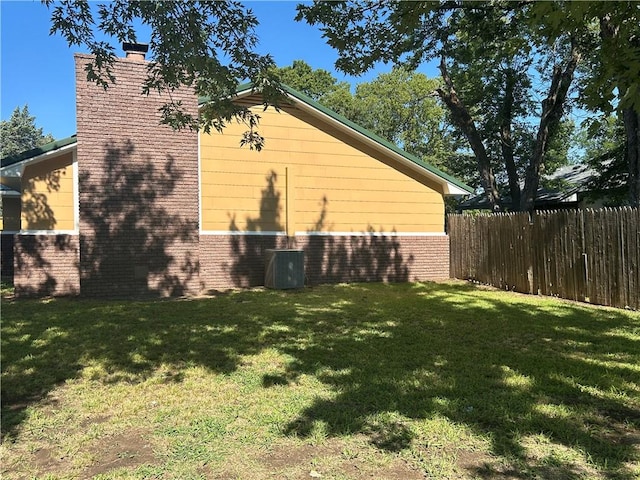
436, 57, 502, 211
521, 37, 581, 211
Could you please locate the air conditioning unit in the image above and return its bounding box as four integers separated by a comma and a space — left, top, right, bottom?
265, 249, 304, 289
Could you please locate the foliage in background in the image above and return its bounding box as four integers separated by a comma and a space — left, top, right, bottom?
529, 1, 640, 206
576, 115, 629, 205
0, 105, 54, 159
275, 60, 351, 105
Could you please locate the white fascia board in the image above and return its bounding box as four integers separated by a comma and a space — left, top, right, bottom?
0, 189, 20, 197
297, 231, 447, 237
72, 150, 79, 231
197, 131, 203, 233
200, 230, 288, 236
14, 229, 79, 235
0, 143, 77, 178
1, 163, 24, 178
445, 184, 474, 196
232, 86, 258, 100
199, 230, 446, 237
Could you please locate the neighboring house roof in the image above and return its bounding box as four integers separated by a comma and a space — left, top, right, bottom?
458, 163, 599, 211
200, 83, 474, 196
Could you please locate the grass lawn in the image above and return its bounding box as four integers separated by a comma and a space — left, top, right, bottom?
1, 281, 639, 479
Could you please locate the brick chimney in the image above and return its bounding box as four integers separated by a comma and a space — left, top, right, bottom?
122, 42, 149, 61
75, 50, 201, 297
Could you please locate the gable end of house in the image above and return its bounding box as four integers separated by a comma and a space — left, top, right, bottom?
200, 83, 473, 196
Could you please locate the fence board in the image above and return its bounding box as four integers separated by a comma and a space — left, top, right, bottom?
448, 207, 640, 310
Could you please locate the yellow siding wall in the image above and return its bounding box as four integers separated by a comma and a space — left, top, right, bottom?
21, 153, 75, 230
200, 98, 445, 234
1, 197, 21, 231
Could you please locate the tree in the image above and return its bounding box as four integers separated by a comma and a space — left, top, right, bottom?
350, 68, 452, 168
274, 60, 356, 118
276, 61, 463, 182
528, 1, 640, 206
45, 0, 282, 150
297, 1, 581, 211
575, 115, 628, 205
1, 105, 55, 158
276, 60, 346, 102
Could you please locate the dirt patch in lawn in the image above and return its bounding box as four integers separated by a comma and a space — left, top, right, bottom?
211, 438, 424, 479
82, 429, 158, 478
29, 447, 69, 477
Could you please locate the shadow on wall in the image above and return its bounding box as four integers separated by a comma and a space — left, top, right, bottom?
304, 197, 412, 284
227, 170, 287, 287
227, 176, 412, 287
22, 169, 62, 230
13, 235, 79, 297
1, 234, 15, 280
12, 167, 78, 296
79, 140, 199, 296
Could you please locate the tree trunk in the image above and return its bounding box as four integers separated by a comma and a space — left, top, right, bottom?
500, 70, 520, 209
520, 39, 581, 212
600, 13, 640, 206
436, 57, 502, 212
624, 107, 640, 206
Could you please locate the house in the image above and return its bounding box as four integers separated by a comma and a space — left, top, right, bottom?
0, 45, 472, 297
457, 163, 618, 212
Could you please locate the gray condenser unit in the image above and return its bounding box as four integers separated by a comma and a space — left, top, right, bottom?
264, 249, 304, 289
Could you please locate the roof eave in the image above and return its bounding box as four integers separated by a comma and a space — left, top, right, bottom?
1, 137, 77, 177
0, 188, 20, 197
200, 83, 474, 196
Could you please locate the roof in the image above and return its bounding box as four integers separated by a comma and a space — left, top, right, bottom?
2, 83, 473, 195
0, 184, 20, 197
1, 135, 77, 168
200, 83, 474, 195
458, 163, 598, 211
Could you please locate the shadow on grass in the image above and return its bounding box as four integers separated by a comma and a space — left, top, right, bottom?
2, 282, 639, 478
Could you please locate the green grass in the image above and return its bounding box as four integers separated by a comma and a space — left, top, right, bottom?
1, 281, 639, 479
0, 279, 14, 297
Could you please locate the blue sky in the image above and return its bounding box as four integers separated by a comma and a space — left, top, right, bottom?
1, 1, 437, 141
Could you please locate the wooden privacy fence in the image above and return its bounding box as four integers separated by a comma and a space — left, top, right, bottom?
448, 207, 640, 310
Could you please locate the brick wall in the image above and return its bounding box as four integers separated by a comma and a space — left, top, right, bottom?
75, 54, 200, 297
199, 234, 289, 291
199, 234, 449, 291
1, 234, 14, 280
13, 235, 80, 296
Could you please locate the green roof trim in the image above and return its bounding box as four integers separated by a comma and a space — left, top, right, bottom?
200, 83, 473, 194
1, 134, 77, 168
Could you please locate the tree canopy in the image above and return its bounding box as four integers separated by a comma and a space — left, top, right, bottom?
528, 1, 640, 206
45, 0, 638, 207
45, 0, 282, 150
1, 105, 54, 159
297, 1, 640, 209
297, 1, 585, 211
